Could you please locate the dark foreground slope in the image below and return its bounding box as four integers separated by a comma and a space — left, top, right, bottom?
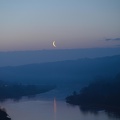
0, 55, 120, 85
0, 108, 11, 120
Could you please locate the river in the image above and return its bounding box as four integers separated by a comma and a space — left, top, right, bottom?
0, 89, 120, 120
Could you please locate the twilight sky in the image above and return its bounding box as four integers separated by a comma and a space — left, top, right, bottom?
0, 0, 120, 51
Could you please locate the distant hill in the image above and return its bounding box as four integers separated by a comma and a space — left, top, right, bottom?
0, 48, 120, 67
0, 55, 120, 85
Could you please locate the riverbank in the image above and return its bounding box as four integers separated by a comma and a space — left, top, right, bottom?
0, 83, 55, 101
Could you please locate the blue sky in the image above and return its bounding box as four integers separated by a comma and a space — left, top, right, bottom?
0, 0, 120, 51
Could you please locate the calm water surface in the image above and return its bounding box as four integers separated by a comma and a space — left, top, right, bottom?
0, 89, 120, 120
0, 98, 120, 120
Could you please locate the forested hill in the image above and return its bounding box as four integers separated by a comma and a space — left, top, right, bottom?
66, 72, 120, 109
0, 55, 120, 84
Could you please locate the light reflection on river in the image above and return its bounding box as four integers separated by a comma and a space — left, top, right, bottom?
0, 97, 120, 120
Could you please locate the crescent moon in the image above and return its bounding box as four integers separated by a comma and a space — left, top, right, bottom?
53, 41, 56, 47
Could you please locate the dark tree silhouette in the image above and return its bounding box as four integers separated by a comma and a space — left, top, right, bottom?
0, 108, 11, 120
